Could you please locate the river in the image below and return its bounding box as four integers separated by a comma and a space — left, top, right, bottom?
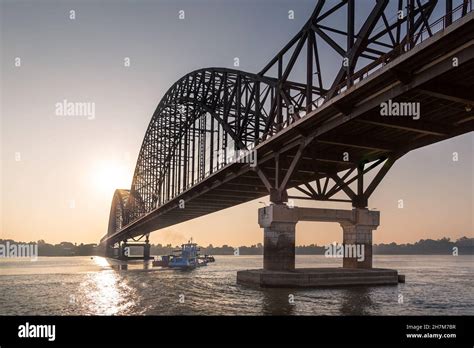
0, 255, 472, 315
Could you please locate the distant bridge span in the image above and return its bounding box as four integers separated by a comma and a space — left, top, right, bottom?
101, 1, 474, 262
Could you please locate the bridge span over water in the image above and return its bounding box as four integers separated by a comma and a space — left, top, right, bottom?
101, 0, 473, 284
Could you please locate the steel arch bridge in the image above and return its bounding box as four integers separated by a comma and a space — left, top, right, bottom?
102, 0, 474, 251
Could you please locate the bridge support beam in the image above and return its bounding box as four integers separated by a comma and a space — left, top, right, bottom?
259, 204, 379, 270
340, 211, 379, 269
144, 238, 151, 260
105, 242, 115, 258
259, 205, 298, 271
115, 237, 152, 261
238, 204, 397, 287
120, 242, 128, 260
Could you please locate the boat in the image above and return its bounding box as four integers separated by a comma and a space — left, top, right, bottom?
153, 240, 214, 270
152, 255, 171, 267
201, 255, 215, 263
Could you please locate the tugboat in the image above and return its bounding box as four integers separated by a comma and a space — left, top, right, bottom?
168, 241, 203, 269
153, 239, 214, 270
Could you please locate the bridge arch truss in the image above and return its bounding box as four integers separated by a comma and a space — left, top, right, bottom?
104, 0, 474, 245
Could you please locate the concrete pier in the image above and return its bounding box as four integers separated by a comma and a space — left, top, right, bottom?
237, 204, 401, 288
111, 240, 152, 261
237, 268, 399, 288
260, 206, 298, 271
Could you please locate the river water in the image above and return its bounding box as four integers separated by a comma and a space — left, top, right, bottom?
0, 255, 472, 315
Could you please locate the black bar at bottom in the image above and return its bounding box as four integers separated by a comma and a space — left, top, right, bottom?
0, 316, 472, 346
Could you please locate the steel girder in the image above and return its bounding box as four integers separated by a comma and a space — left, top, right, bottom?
106, 0, 472, 239
107, 189, 130, 244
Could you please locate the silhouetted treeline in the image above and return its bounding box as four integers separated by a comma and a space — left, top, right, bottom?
1, 237, 472, 256
0, 239, 97, 256
199, 237, 473, 255
373, 237, 473, 255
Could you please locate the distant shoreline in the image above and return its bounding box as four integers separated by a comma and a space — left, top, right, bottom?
17, 253, 474, 257
1, 237, 473, 257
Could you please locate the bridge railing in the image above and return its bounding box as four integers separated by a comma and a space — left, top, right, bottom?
133, 1, 474, 220
331, 1, 473, 98
107, 1, 474, 241
417, 1, 473, 43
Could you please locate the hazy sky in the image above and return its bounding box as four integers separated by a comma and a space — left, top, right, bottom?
1, 0, 472, 247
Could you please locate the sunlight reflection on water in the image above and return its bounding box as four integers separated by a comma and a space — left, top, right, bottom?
77, 257, 140, 315
92, 256, 112, 269
0, 255, 472, 315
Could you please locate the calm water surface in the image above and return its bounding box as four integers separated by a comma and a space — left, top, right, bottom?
0, 255, 472, 315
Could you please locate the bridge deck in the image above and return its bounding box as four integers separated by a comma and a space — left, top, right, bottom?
102, 13, 473, 245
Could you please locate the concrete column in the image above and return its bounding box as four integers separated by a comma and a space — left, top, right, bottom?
105, 242, 114, 258
144, 242, 151, 260
259, 204, 298, 271
341, 208, 379, 269
258, 205, 379, 270
120, 242, 129, 260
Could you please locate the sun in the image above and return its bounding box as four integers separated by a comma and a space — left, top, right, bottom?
92, 160, 132, 195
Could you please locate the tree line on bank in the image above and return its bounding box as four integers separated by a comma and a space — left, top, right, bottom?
0, 237, 472, 256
